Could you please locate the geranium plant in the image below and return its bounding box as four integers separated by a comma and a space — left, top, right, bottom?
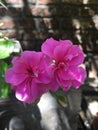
3, 37, 86, 104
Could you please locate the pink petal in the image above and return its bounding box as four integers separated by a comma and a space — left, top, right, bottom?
57, 69, 71, 81
57, 76, 71, 91
11, 63, 27, 73
54, 43, 71, 63
5, 68, 28, 85
37, 54, 51, 71
15, 80, 39, 103
35, 71, 51, 84
59, 40, 72, 45
49, 78, 59, 92
36, 83, 49, 95
12, 56, 20, 64
66, 45, 85, 66
13, 51, 42, 67
71, 67, 87, 88
41, 38, 59, 58
21, 51, 41, 66
16, 85, 30, 103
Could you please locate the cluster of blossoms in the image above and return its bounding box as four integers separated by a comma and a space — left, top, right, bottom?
5, 38, 87, 103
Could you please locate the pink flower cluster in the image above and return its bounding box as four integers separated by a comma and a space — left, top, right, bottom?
5, 38, 87, 103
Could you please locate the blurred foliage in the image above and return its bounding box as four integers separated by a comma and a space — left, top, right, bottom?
0, 0, 7, 6
0, 37, 21, 99
0, 38, 14, 59
0, 61, 10, 98
0, 37, 13, 99
0, 0, 7, 9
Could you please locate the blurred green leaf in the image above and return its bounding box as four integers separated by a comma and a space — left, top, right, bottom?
0, 0, 7, 5
0, 0, 7, 9
0, 77, 10, 98
52, 90, 68, 107
0, 60, 10, 98
0, 60, 8, 75
0, 38, 14, 59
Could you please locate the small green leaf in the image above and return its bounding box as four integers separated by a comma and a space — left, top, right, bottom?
0, 37, 14, 59
53, 90, 68, 107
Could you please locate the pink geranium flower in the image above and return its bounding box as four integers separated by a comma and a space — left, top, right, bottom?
41, 38, 87, 91
5, 51, 57, 103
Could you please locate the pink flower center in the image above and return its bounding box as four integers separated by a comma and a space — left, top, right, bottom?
57, 62, 66, 70
52, 60, 67, 71
27, 68, 38, 78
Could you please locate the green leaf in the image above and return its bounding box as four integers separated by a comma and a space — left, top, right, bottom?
0, 38, 14, 59
0, 77, 10, 99
0, 60, 8, 75
0, 61, 11, 99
